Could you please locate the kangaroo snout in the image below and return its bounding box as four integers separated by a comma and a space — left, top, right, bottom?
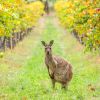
47, 51, 50, 55
46, 48, 51, 55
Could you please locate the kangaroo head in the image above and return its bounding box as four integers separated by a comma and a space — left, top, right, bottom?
41, 40, 54, 55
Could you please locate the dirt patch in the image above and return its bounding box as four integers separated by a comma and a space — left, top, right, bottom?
85, 54, 100, 64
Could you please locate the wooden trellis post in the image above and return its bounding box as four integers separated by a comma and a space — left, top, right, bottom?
10, 35, 13, 50
3, 36, 6, 51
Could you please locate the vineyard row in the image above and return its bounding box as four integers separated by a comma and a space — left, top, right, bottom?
54, 0, 100, 53
0, 0, 44, 52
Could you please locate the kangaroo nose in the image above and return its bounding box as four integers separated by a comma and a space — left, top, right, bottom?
47, 50, 50, 55
47, 52, 49, 54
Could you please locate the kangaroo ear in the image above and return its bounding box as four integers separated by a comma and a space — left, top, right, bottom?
49, 40, 54, 46
41, 41, 46, 46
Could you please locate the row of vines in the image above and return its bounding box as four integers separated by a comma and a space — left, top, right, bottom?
54, 0, 100, 52
0, 0, 44, 51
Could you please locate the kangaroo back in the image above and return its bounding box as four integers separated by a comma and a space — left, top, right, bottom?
53, 56, 73, 83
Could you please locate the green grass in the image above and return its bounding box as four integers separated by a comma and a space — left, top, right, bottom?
0, 15, 100, 100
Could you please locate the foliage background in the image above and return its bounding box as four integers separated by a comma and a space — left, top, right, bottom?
0, 0, 44, 37
54, 0, 100, 52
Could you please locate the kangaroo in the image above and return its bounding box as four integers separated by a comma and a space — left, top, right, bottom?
41, 40, 73, 89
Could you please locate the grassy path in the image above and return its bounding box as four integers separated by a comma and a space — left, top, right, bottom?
0, 15, 100, 100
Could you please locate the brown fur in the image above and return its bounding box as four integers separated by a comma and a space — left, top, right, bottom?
41, 40, 73, 89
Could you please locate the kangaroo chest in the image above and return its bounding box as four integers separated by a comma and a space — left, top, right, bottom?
46, 58, 57, 76
48, 60, 56, 69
